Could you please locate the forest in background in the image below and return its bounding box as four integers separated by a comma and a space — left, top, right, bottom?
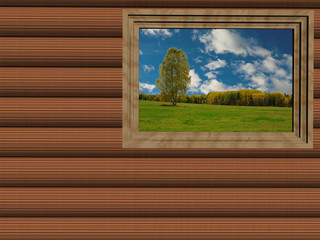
139, 89, 293, 107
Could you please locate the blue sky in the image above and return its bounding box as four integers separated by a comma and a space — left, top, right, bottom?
139, 28, 293, 95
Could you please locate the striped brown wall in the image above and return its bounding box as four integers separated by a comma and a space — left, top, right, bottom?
1, 1, 320, 239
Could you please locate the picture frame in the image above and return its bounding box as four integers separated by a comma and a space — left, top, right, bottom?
123, 9, 313, 148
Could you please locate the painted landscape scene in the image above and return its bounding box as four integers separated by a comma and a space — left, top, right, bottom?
139, 28, 293, 132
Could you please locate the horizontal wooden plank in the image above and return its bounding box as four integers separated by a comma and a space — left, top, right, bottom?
0, 67, 318, 98
1, 217, 320, 240
0, 98, 121, 127
315, 39, 320, 69
314, 99, 320, 127
0, 8, 122, 37
2, 157, 320, 187
0, 38, 317, 67
0, 68, 122, 97
0, 128, 318, 157
0, 68, 318, 98
2, 188, 320, 217
0, 8, 318, 38
315, 69, 320, 98
0, 38, 121, 67
316, 10, 320, 39
0, 0, 319, 8
0, 97, 318, 127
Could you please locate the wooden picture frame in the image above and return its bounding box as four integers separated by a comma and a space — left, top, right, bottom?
123, 9, 314, 148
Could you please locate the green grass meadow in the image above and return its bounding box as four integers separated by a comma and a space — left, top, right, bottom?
139, 100, 293, 132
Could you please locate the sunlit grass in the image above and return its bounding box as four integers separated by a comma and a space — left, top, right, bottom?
139, 100, 292, 132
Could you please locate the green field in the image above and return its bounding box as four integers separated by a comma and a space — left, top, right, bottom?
139, 100, 292, 132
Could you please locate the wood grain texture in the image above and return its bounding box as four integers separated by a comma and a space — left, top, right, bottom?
2, 217, 320, 240
0, 97, 319, 127
315, 10, 320, 38
0, 67, 319, 98
0, 0, 319, 8
0, 8, 319, 38
315, 39, 320, 69
2, 157, 320, 187
2, 188, 320, 217
0, 8, 122, 37
0, 68, 122, 97
314, 99, 320, 127
0, 98, 121, 127
0, 38, 318, 67
0, 4, 316, 240
314, 69, 320, 98
0, 38, 121, 67
0, 128, 319, 157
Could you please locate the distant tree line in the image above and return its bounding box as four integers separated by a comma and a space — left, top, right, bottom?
207, 90, 292, 107
139, 89, 293, 107
139, 93, 207, 104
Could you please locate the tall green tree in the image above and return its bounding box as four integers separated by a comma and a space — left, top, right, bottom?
156, 48, 191, 106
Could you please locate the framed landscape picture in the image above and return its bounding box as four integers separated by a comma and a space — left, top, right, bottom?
123, 9, 313, 148
139, 28, 293, 132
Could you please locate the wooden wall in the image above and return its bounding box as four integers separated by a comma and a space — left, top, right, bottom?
1, 0, 320, 239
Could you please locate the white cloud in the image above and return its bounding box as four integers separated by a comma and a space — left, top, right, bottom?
262, 56, 277, 72
280, 54, 293, 68
194, 56, 202, 63
199, 63, 243, 94
187, 67, 244, 94
239, 62, 256, 75
248, 46, 270, 57
141, 29, 173, 38
205, 72, 217, 79
236, 54, 293, 94
200, 66, 207, 71
199, 29, 246, 55
198, 29, 271, 57
139, 82, 156, 93
205, 59, 227, 71
250, 74, 268, 91
274, 68, 288, 78
188, 69, 202, 93
192, 29, 199, 41
142, 64, 155, 73
271, 78, 292, 94
198, 48, 205, 54
174, 29, 180, 33
139, 50, 143, 55
194, 29, 292, 94
199, 79, 244, 95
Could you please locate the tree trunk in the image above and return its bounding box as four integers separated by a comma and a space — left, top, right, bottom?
172, 98, 175, 106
